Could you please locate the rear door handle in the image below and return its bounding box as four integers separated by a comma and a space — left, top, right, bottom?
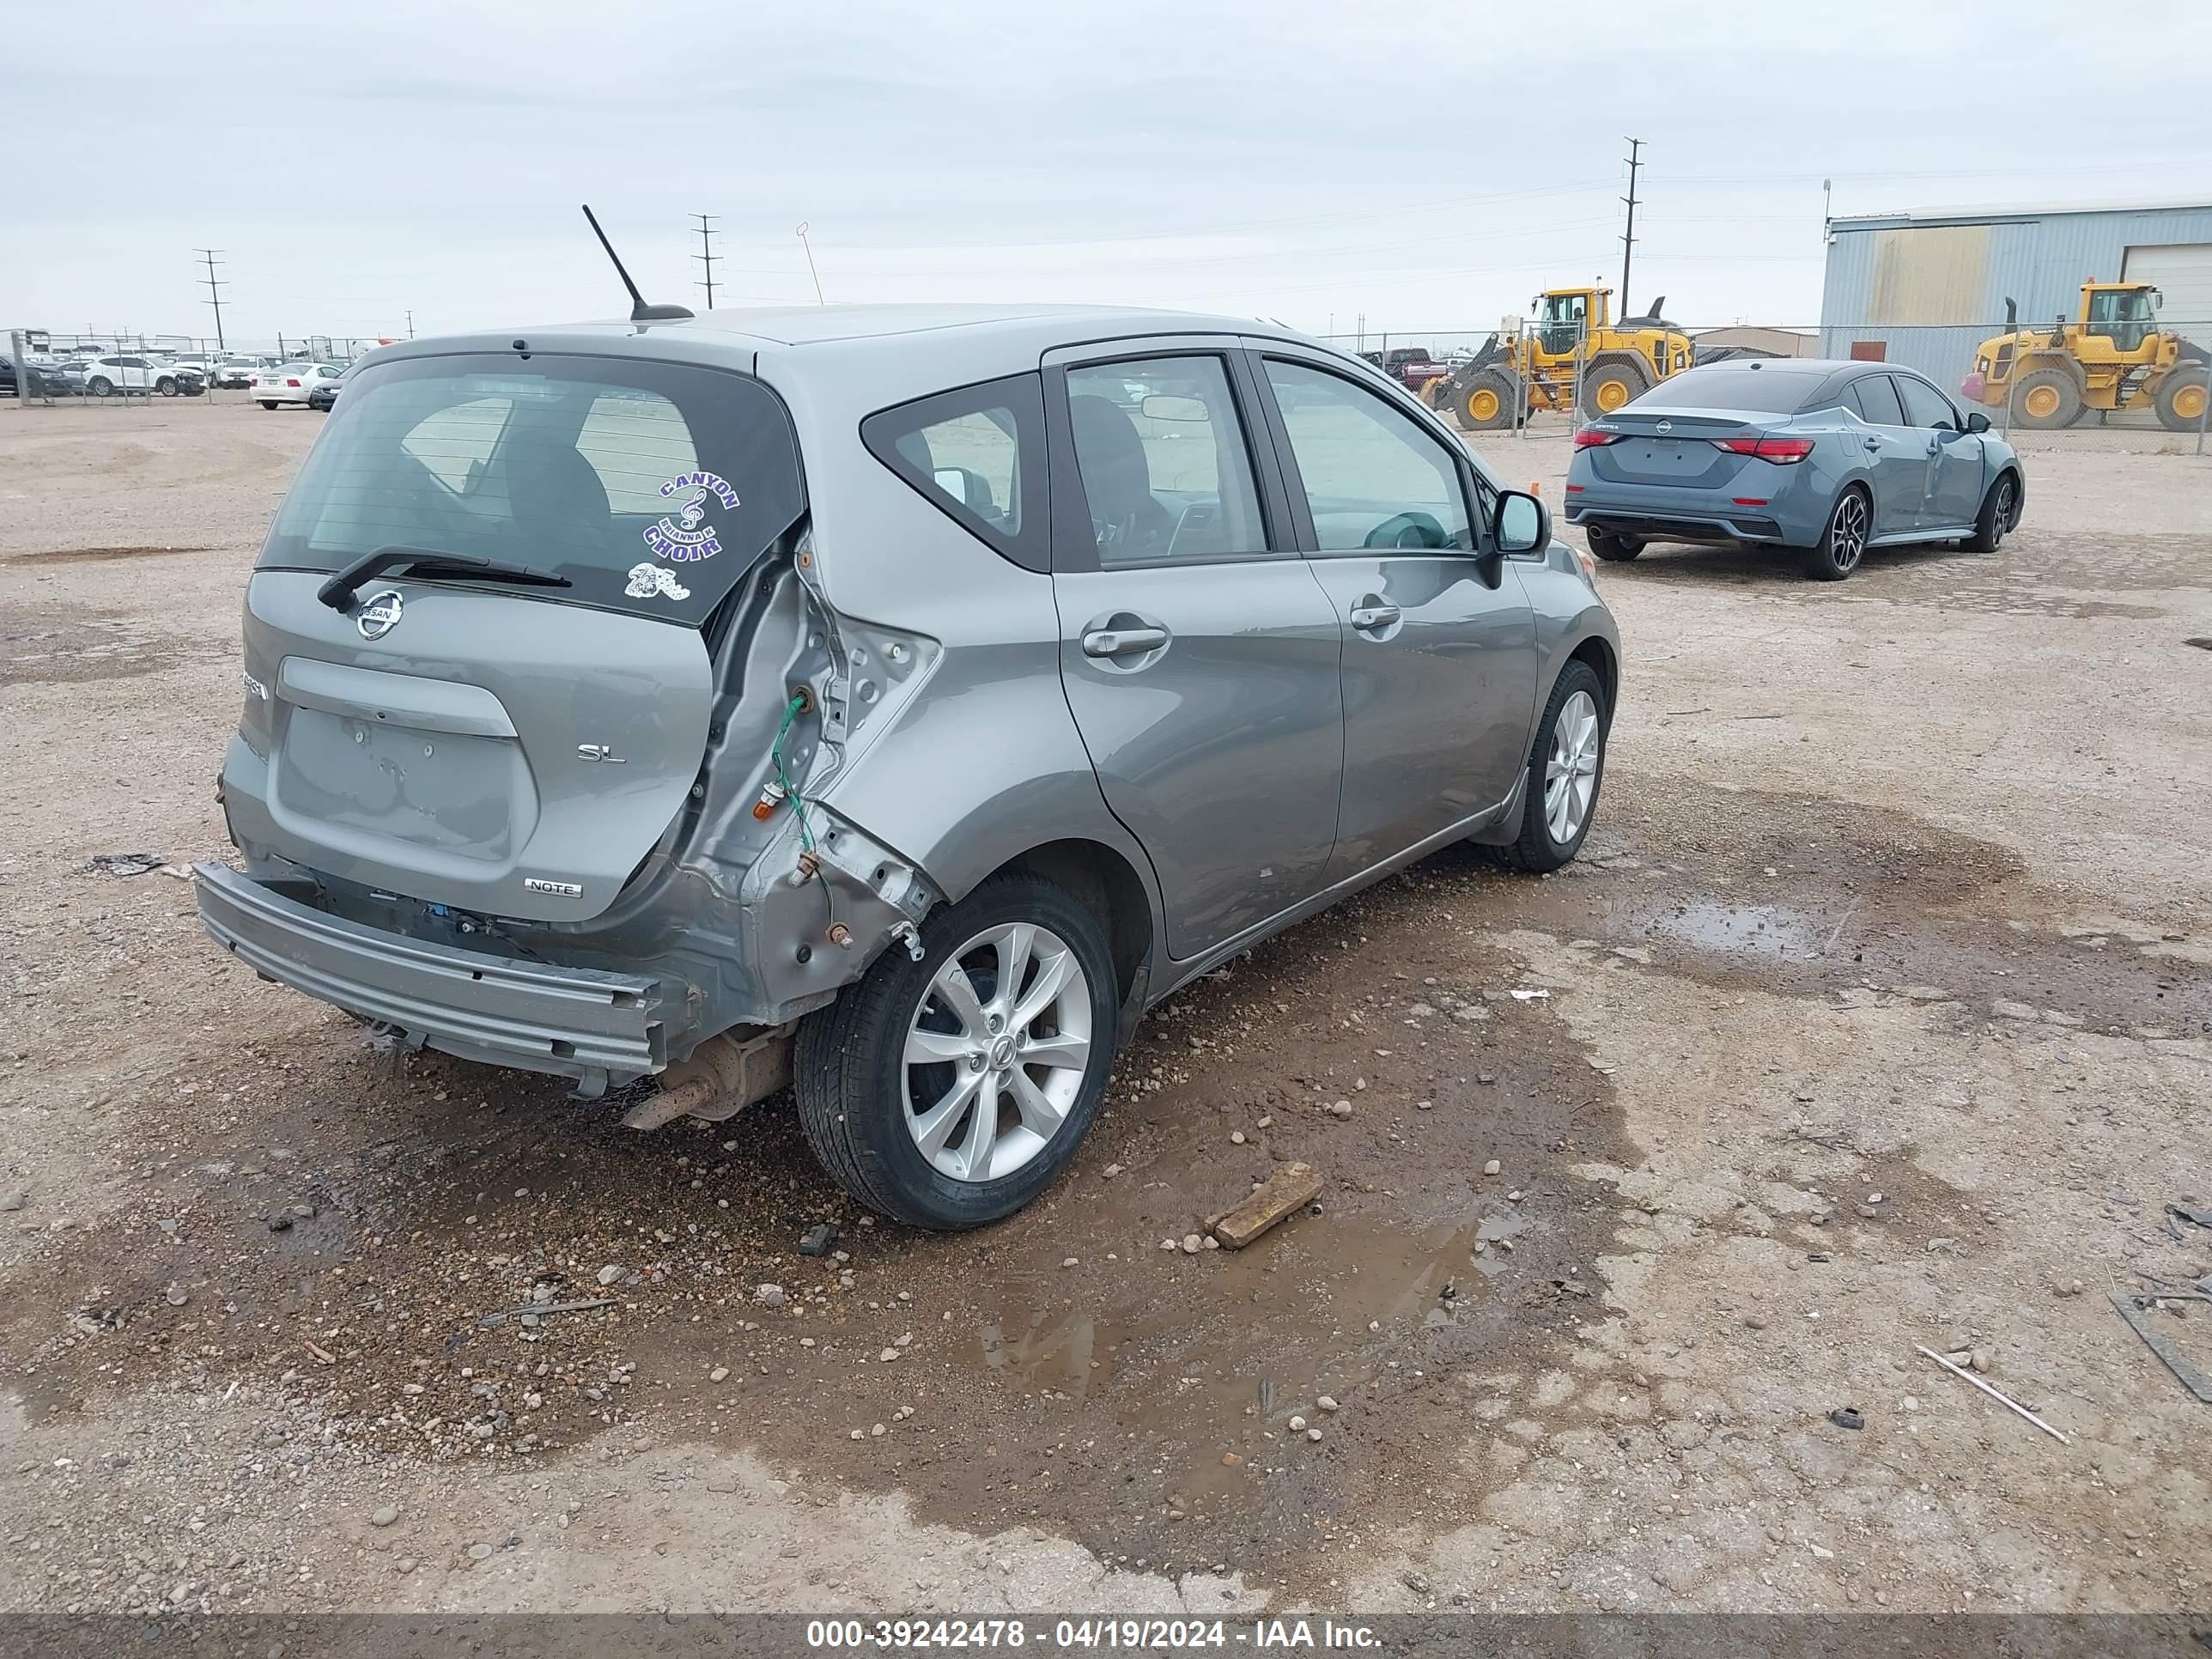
1081, 626, 1169, 658
1349, 603, 1401, 630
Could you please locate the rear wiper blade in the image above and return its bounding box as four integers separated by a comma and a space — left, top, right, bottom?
317, 546, 573, 611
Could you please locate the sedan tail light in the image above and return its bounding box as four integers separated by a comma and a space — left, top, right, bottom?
285, 378, 301, 388
1571, 428, 1622, 447
1711, 434, 1814, 465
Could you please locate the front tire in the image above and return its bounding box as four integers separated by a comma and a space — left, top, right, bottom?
1455, 368, 1519, 430
794, 873, 1119, 1231
1806, 487, 1869, 581
1497, 659, 1608, 872
155, 376, 177, 397
2154, 366, 2209, 432
1964, 472, 2017, 553
88, 376, 113, 398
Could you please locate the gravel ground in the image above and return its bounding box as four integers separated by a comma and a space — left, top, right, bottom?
1, 398, 2209, 1618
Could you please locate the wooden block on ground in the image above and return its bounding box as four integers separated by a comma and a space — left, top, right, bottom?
1210, 1162, 1323, 1249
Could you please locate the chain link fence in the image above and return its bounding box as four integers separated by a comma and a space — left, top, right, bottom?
1317, 316, 2212, 458
4, 328, 396, 410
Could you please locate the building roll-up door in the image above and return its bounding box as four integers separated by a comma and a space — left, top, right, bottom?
2121, 244, 2212, 329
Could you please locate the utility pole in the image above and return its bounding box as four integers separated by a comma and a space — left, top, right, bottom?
691, 214, 721, 310
195, 249, 228, 351
1619, 138, 1643, 316
406, 309, 416, 338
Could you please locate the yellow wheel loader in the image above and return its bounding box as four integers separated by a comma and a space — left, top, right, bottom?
1431, 286, 1692, 430
1961, 282, 2210, 432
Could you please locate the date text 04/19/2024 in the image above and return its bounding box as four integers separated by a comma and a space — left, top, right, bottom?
802, 1618, 1382, 1649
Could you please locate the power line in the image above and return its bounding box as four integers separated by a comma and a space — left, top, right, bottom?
691, 213, 720, 310
1620, 138, 1644, 314
195, 248, 228, 351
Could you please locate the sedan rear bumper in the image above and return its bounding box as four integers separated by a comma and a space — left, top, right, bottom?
193, 860, 671, 1089
1565, 502, 1784, 544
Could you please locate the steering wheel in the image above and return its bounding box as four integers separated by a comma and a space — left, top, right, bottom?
1363, 511, 1446, 550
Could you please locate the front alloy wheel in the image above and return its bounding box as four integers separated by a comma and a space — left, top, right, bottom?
1544, 690, 1601, 845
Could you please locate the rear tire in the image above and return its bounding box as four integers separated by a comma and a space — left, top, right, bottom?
2154, 365, 2209, 432
794, 873, 1119, 1231
1806, 487, 1869, 581
1586, 526, 1644, 562
1496, 659, 1609, 873
1964, 472, 2017, 553
1582, 358, 1648, 416
2010, 368, 2080, 430
258, 400, 278, 410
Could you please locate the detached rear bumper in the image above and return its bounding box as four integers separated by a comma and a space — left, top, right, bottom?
193, 861, 670, 1088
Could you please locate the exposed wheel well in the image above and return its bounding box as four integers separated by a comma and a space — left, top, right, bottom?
993, 839, 1153, 1008
1567, 635, 1619, 718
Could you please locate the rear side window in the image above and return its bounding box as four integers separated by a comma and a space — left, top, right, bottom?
1065, 355, 1267, 566
258, 353, 805, 626
1647, 366, 1822, 415
862, 374, 1048, 571
1847, 374, 1906, 425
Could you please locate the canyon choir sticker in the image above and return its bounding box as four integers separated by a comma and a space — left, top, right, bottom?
643, 470, 741, 562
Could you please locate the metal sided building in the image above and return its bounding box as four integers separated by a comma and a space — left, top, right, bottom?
1819, 200, 2212, 389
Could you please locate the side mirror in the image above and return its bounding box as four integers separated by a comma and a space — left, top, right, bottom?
933, 466, 975, 506
1492, 489, 1550, 555
1965, 410, 1990, 434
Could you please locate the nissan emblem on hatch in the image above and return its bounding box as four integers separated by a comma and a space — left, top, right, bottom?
356, 590, 404, 640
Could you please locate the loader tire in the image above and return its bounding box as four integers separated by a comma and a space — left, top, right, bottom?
2153, 365, 2209, 432
1455, 368, 1519, 430
2010, 368, 2080, 430
1582, 356, 1649, 416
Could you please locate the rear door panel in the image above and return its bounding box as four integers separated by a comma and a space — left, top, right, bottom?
1043, 339, 1346, 962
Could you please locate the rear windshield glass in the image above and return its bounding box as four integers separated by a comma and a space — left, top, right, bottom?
258, 351, 805, 625
1642, 367, 1823, 415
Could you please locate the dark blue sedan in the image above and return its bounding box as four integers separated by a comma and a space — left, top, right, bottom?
1563, 358, 2025, 580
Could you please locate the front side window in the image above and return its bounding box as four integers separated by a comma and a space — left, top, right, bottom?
1065, 356, 1266, 566
1261, 360, 1471, 552
258, 352, 805, 625
861, 373, 1047, 570
1893, 375, 1960, 431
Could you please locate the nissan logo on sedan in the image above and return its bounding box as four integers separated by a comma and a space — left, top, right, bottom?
356, 590, 404, 640
1656, 419, 1672, 433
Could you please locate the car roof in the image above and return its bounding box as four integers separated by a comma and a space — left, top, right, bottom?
355, 302, 1382, 422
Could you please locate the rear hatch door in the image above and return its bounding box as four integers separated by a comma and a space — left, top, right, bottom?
234, 349, 805, 922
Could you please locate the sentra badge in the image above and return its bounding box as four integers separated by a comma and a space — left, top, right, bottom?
643, 470, 740, 562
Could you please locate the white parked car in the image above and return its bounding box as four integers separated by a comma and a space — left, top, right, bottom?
251, 362, 342, 407
77, 355, 198, 397
209, 356, 261, 388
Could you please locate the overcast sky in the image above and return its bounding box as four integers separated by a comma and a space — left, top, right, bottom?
7, 0, 2210, 349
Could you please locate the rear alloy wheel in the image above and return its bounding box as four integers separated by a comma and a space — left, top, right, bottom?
1586, 526, 1644, 562
1965, 473, 2017, 553
795, 873, 1118, 1230
1807, 488, 1869, 581
1495, 660, 1608, 872
2010, 368, 2080, 430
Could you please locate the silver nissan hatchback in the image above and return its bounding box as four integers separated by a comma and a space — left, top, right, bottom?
196, 302, 1621, 1229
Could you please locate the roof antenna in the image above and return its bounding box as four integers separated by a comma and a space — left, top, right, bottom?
581, 204, 694, 323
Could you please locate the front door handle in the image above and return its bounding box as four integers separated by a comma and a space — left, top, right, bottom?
1348, 602, 1401, 630
1081, 626, 1169, 658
